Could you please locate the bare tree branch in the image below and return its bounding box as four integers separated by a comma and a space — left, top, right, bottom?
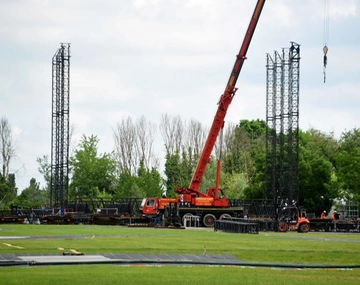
0, 117, 17, 177
222, 121, 236, 154
113, 117, 136, 174
136, 116, 158, 170
160, 114, 184, 153
113, 116, 158, 175
69, 123, 77, 157
186, 118, 207, 158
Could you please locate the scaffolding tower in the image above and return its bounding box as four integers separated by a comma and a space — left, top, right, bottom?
265, 42, 300, 208
50, 43, 70, 208
336, 200, 359, 220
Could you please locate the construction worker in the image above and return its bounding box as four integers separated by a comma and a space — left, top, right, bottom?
331, 210, 340, 232
321, 210, 326, 219
154, 209, 162, 226
331, 210, 340, 220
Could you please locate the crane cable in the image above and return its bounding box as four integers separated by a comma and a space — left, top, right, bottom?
323, 0, 330, 83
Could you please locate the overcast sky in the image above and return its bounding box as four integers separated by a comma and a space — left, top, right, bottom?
1, 0, 359, 192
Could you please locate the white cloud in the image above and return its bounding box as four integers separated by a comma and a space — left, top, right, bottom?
330, 0, 357, 18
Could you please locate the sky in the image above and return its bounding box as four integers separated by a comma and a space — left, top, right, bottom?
0, 0, 359, 192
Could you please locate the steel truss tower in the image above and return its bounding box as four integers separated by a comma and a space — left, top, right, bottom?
265, 42, 300, 208
50, 43, 70, 208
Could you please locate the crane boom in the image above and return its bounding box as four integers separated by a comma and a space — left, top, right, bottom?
185, 0, 266, 194
142, 0, 266, 226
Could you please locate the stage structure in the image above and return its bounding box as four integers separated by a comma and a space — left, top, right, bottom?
50, 43, 70, 208
265, 42, 300, 208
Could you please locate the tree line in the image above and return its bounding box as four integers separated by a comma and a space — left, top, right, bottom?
1, 115, 359, 217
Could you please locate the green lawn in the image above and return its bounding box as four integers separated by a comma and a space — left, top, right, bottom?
1, 224, 360, 284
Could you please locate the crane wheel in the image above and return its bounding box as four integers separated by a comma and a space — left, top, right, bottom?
298, 223, 310, 233
203, 214, 216, 228
278, 222, 288, 232
220, 214, 231, 220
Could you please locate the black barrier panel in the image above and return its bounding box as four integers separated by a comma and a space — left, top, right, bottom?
214, 219, 259, 234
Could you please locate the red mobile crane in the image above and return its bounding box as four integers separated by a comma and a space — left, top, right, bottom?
141, 0, 266, 227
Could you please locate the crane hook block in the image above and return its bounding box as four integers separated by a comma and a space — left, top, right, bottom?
323, 45, 328, 55
323, 46, 328, 67
323, 45, 328, 83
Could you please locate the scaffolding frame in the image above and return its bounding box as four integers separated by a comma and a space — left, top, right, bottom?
50, 43, 70, 208
265, 42, 300, 208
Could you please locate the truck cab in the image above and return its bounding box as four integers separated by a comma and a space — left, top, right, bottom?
140, 197, 177, 218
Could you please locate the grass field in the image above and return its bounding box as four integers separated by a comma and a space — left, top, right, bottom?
1, 224, 360, 284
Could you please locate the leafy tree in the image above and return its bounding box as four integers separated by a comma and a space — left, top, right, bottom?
7, 173, 17, 198
337, 128, 360, 151
164, 150, 188, 197
37, 155, 51, 190
114, 171, 138, 198
0, 173, 17, 208
0, 174, 11, 208
223, 126, 249, 174
69, 135, 116, 198
298, 130, 338, 214
12, 178, 48, 208
223, 119, 267, 199
298, 146, 334, 214
164, 146, 212, 196
136, 160, 164, 197
198, 154, 226, 193
243, 145, 267, 199
335, 128, 360, 200
114, 162, 163, 198
222, 172, 247, 199
223, 123, 339, 210
239, 119, 267, 140
300, 128, 338, 166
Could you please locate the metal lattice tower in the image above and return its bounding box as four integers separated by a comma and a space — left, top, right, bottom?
50, 43, 70, 208
265, 42, 300, 207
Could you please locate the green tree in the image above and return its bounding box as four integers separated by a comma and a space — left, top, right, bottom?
223, 172, 248, 199
223, 126, 249, 174
243, 146, 266, 199
0, 174, 11, 208
199, 155, 226, 193
114, 161, 163, 198
223, 119, 267, 199
136, 160, 163, 197
239, 119, 267, 140
298, 130, 338, 214
164, 146, 215, 197
12, 178, 48, 208
0, 173, 17, 208
301, 128, 338, 166
69, 135, 116, 198
335, 128, 360, 200
37, 155, 51, 191
114, 171, 138, 198
298, 146, 334, 213
231, 125, 338, 210
164, 150, 188, 197
7, 173, 17, 197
